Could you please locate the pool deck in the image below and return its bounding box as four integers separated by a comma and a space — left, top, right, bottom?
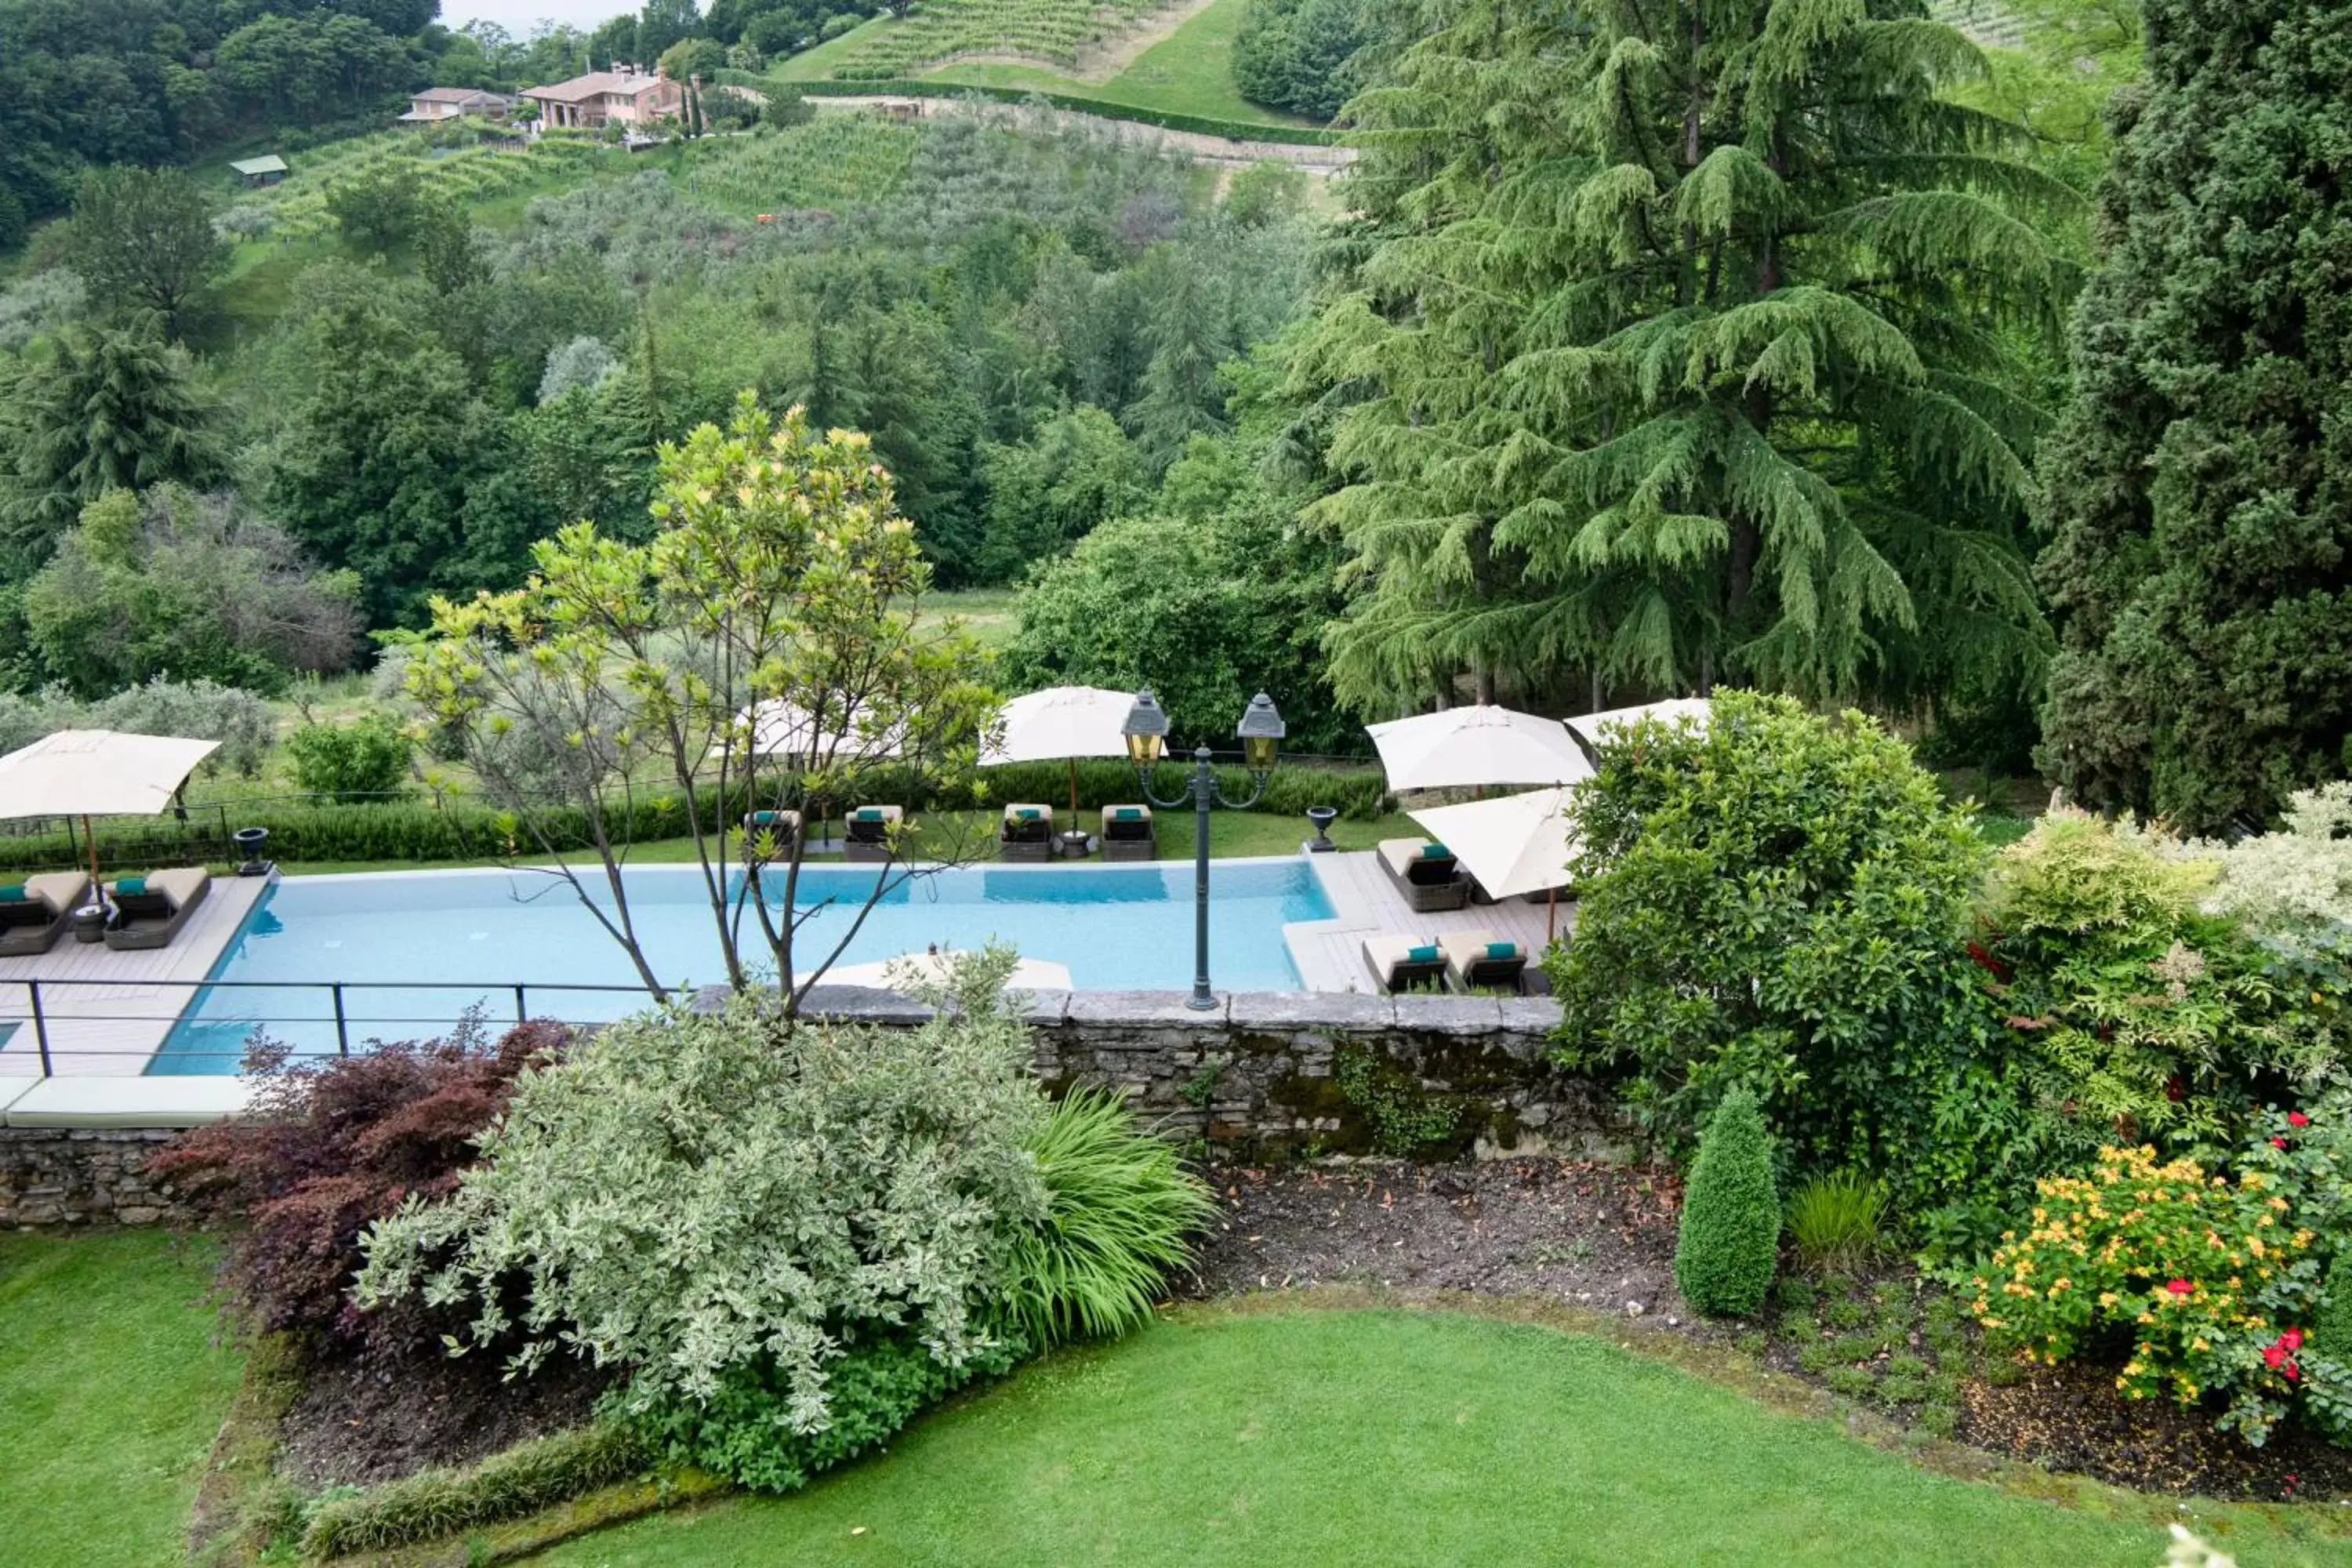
1287, 851, 1564, 993
0, 871, 270, 1076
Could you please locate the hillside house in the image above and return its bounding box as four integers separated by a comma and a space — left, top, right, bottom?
519, 65, 683, 130
398, 87, 514, 123
229, 154, 287, 187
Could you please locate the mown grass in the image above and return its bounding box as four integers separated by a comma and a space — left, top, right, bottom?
525, 1306, 2328, 1567
272, 808, 1419, 877
0, 1231, 243, 1568
925, 0, 1307, 126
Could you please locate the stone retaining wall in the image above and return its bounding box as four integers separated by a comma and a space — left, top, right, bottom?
0, 989, 1626, 1227
786, 986, 1628, 1164
0, 1128, 200, 1229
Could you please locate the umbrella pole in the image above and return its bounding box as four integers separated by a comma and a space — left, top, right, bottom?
1547, 885, 1557, 942
1067, 757, 1078, 817
84, 815, 98, 902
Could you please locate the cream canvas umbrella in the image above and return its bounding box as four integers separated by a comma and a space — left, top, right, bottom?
0, 730, 222, 891
828, 950, 1074, 992
1406, 785, 1582, 939
1368, 705, 1594, 792
1565, 697, 1711, 755
737, 699, 906, 763
978, 685, 1138, 815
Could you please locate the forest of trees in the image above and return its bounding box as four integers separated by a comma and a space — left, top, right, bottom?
0, 0, 2343, 827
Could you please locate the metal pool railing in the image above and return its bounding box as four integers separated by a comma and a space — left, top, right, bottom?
0, 977, 673, 1075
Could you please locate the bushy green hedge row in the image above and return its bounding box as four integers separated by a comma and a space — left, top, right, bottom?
0, 762, 1388, 873
756, 76, 1345, 146
299, 1421, 652, 1559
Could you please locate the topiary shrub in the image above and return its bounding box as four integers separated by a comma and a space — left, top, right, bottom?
1675, 1088, 1780, 1318
2318, 1250, 2352, 1368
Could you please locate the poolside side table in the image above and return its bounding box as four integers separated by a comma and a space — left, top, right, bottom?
71, 904, 107, 943
1058, 829, 1094, 859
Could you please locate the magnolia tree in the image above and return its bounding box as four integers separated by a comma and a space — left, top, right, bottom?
408, 394, 996, 1007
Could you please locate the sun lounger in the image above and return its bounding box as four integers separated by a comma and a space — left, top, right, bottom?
1439, 930, 1530, 993
102, 867, 210, 951
1100, 804, 1154, 862
741, 809, 802, 860
1377, 837, 1472, 913
1000, 803, 1054, 862
843, 804, 904, 863
1362, 933, 1446, 993
0, 872, 89, 957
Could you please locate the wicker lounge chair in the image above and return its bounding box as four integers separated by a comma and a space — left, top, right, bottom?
102, 867, 211, 951
741, 809, 802, 860
0, 872, 89, 958
843, 804, 904, 863
1377, 837, 1472, 913
1362, 934, 1446, 993
1099, 804, 1154, 862
1000, 803, 1054, 862
1439, 930, 1530, 994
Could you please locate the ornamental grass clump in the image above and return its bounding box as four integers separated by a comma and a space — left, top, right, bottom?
1001, 1086, 1218, 1347
1675, 1089, 1780, 1319
1785, 1171, 1886, 1275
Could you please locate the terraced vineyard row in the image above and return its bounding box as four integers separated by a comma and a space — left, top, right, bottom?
676, 118, 921, 212
831, 0, 1171, 77
228, 132, 608, 242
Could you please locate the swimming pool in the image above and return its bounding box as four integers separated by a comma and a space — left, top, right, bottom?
149, 858, 1334, 1073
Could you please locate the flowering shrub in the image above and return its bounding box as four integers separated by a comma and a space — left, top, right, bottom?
1975, 812, 2339, 1158
1973, 1105, 2352, 1446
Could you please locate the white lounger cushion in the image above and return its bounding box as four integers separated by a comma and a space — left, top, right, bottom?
20, 871, 88, 915
4, 1075, 256, 1128
1362, 933, 1442, 979
1377, 837, 1445, 878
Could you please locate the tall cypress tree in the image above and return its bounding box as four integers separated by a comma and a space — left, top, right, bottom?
2034, 0, 2352, 831
1298, 0, 2073, 714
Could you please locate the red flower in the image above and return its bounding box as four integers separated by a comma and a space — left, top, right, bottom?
2266, 1345, 2288, 1369
2282, 1328, 2304, 1352
2274, 1138, 2289, 1149
2285, 1363, 2299, 1381
2289, 1111, 2311, 1127
2166, 1278, 2194, 1297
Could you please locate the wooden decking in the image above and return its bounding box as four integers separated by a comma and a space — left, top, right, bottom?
1287, 850, 1570, 994
0, 872, 273, 1076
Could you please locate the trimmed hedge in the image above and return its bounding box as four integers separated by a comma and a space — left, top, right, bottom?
1674, 1088, 1780, 1318
730, 74, 1345, 147
0, 762, 1388, 872
299, 1421, 653, 1559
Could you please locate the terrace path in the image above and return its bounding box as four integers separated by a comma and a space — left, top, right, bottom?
0, 873, 271, 1076
1287, 850, 1564, 994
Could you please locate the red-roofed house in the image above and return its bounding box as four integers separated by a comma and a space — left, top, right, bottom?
519, 65, 684, 130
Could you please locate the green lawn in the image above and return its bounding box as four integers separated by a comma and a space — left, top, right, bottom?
274, 808, 1417, 877
0, 1231, 243, 1568
532, 1306, 2336, 1567
924, 0, 1307, 127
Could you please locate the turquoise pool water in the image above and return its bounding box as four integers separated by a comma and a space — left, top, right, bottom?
149, 859, 1333, 1073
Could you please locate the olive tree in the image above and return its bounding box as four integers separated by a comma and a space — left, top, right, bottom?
408, 394, 996, 1005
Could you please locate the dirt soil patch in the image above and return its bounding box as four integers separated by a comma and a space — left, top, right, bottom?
276, 1341, 613, 1488
1185, 1156, 1692, 1317
1962, 1359, 2352, 1502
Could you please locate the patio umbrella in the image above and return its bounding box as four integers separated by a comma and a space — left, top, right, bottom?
737, 698, 906, 764
1406, 785, 1582, 939
0, 730, 222, 891
978, 685, 1137, 815
827, 950, 1074, 992
1367, 705, 1594, 793
1564, 697, 1711, 758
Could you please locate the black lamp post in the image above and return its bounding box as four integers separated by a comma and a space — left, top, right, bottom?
1123, 688, 1286, 1011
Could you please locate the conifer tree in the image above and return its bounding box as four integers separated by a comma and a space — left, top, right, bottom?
2034, 0, 2352, 831
1298, 0, 2074, 714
